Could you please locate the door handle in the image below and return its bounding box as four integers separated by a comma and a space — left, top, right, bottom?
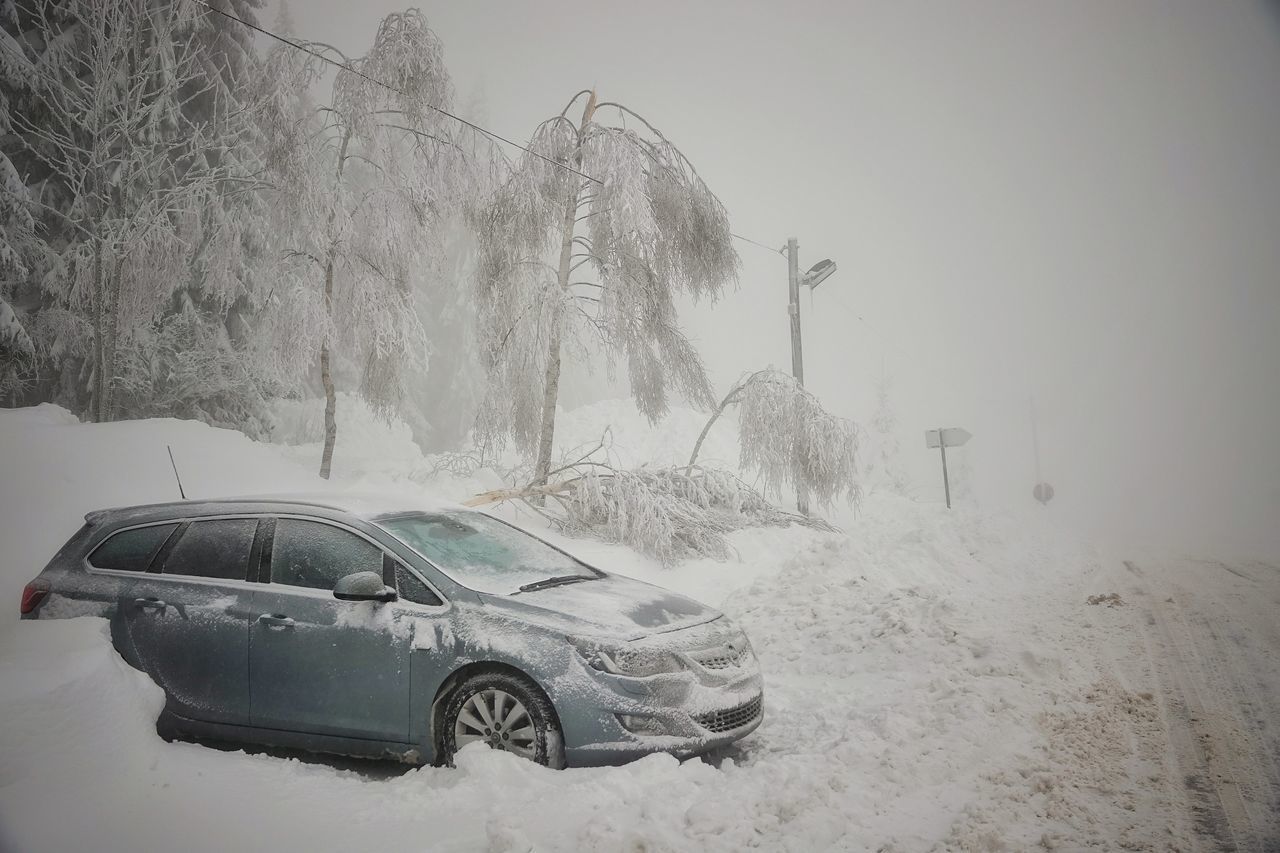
257, 613, 295, 630
133, 597, 166, 612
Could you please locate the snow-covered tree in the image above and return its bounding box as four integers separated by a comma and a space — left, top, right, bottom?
257, 10, 470, 478
689, 368, 861, 511
0, 145, 37, 399
0, 294, 34, 399
473, 90, 738, 489
3, 0, 265, 421
865, 368, 909, 496
0, 8, 43, 402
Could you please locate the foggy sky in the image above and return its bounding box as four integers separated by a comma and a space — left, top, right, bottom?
287, 0, 1280, 558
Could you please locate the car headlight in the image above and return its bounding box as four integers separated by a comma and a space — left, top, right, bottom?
568, 636, 685, 677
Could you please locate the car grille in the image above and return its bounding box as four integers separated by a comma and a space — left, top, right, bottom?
691, 643, 749, 670
694, 695, 763, 734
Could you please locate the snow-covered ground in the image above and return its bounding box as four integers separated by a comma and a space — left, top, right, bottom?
1, 403, 1276, 851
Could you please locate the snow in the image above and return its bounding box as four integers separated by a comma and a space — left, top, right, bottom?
3, 401, 1271, 850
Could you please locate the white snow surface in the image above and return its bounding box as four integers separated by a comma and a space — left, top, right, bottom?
0, 401, 1228, 850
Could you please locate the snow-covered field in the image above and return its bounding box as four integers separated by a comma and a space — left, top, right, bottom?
2, 403, 1276, 851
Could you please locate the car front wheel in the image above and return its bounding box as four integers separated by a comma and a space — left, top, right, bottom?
441, 670, 564, 768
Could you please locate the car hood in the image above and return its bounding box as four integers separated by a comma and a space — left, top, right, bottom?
478, 573, 722, 641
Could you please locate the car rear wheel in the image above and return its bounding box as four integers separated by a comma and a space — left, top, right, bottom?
441, 670, 563, 768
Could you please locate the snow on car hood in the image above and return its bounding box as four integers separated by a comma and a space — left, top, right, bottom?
478, 572, 722, 641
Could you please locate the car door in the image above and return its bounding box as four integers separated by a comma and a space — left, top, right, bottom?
125, 516, 260, 726
248, 516, 412, 743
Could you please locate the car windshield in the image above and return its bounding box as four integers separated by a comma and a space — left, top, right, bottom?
377, 511, 596, 595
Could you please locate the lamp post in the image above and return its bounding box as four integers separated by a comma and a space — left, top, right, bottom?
783, 237, 837, 514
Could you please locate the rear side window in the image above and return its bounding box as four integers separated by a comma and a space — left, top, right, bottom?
89, 524, 178, 572
161, 519, 258, 581
271, 519, 383, 591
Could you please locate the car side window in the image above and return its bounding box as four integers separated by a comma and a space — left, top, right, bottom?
161, 519, 258, 581
271, 519, 383, 591
395, 563, 443, 606
88, 523, 178, 572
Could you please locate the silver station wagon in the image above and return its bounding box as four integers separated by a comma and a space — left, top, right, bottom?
20, 495, 763, 767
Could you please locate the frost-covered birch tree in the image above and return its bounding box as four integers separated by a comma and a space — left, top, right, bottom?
688, 368, 860, 511
257, 10, 469, 478
474, 90, 738, 487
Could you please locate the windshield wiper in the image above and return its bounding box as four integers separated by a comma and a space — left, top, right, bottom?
515, 574, 595, 594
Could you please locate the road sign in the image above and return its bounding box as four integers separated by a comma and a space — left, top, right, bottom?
925, 426, 971, 509
925, 427, 972, 449
1033, 482, 1055, 505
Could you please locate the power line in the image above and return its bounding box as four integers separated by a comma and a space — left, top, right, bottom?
731, 232, 784, 256
190, 0, 602, 185
822, 288, 916, 366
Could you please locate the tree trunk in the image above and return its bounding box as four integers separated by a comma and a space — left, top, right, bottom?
319, 247, 339, 479
90, 239, 105, 423
531, 198, 576, 490
319, 340, 336, 479
101, 258, 122, 422
532, 91, 598, 490
318, 129, 352, 480
687, 386, 742, 474
687, 370, 767, 473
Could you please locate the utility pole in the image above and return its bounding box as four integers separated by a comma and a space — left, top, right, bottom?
786, 237, 804, 385
785, 237, 809, 515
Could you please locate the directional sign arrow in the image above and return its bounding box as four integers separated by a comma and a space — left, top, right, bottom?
925, 427, 972, 449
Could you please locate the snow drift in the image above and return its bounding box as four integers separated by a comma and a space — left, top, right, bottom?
0, 403, 1196, 851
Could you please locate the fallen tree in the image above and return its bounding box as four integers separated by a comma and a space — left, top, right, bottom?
465, 459, 832, 565
464, 369, 858, 564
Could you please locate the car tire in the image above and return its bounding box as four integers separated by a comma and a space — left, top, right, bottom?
440, 670, 564, 768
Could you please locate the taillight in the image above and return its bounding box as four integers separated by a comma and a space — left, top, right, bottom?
20, 580, 50, 615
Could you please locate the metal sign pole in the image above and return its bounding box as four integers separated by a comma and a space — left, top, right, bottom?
924, 427, 968, 510
939, 431, 952, 509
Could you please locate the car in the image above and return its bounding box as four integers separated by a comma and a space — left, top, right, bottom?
19, 494, 763, 768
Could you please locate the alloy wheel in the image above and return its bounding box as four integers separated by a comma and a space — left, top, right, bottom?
453, 688, 537, 759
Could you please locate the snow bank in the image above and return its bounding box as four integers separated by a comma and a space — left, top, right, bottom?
0, 403, 1189, 850
0, 406, 324, 604
265, 392, 506, 503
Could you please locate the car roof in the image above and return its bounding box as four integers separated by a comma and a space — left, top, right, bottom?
83, 491, 467, 527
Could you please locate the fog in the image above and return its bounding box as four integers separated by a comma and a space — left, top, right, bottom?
291, 0, 1280, 558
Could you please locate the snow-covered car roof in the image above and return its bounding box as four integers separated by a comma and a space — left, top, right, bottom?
83, 491, 467, 525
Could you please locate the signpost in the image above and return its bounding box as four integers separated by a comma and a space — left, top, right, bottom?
1030, 398, 1053, 506
925, 427, 972, 509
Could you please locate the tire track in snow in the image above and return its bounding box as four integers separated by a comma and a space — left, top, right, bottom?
1129, 560, 1279, 852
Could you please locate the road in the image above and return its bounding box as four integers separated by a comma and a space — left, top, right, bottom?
1112, 556, 1280, 852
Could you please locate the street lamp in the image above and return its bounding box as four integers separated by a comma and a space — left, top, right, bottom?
802, 258, 837, 289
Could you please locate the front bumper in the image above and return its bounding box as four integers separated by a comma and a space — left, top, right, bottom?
554, 626, 765, 767
565, 692, 764, 767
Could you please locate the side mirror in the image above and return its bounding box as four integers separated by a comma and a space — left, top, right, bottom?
333, 571, 397, 603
